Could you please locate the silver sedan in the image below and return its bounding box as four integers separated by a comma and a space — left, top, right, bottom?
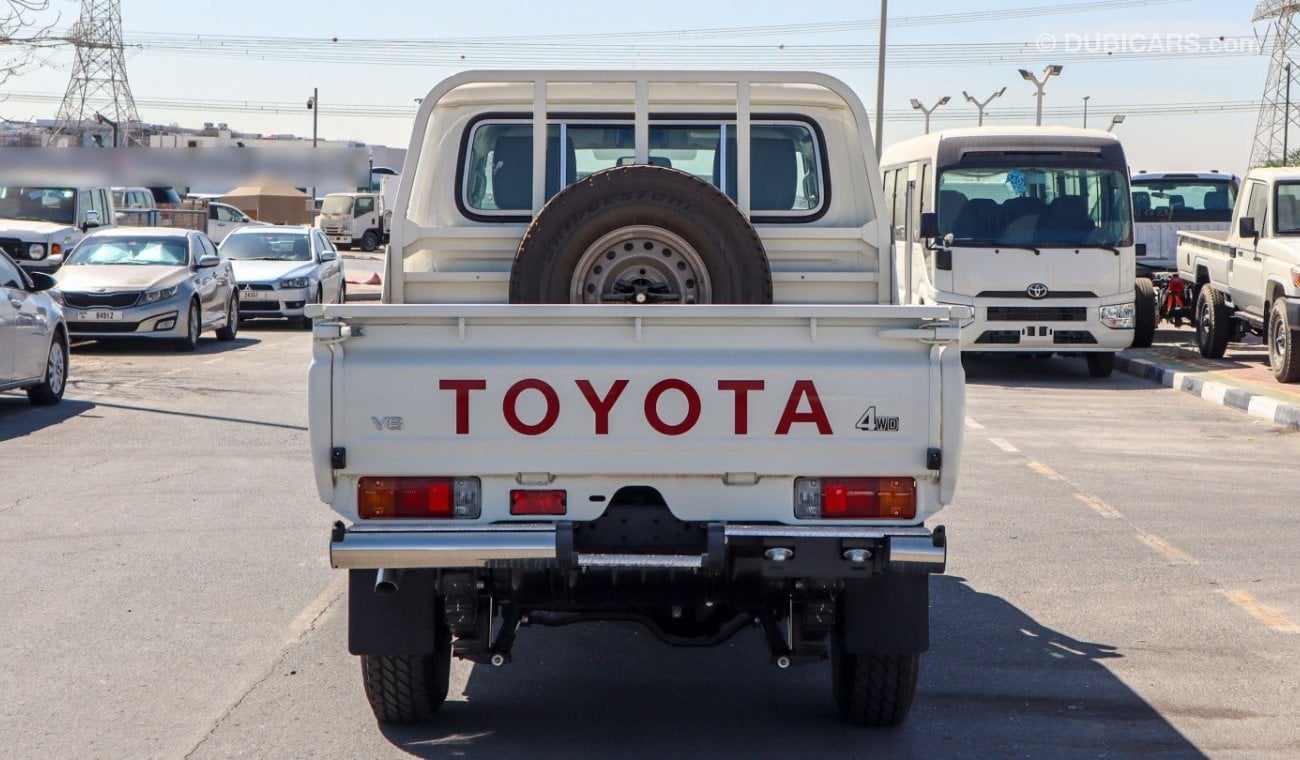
220, 226, 345, 328
53, 228, 239, 351
0, 250, 68, 405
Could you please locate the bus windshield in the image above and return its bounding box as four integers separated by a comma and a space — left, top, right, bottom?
937, 167, 1132, 248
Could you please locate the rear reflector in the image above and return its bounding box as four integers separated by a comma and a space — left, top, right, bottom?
358, 477, 481, 519
794, 477, 917, 520
511, 489, 567, 516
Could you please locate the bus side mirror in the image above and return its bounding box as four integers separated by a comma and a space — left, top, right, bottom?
919, 212, 938, 239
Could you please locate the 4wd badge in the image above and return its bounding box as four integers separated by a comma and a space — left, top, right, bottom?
856, 406, 900, 432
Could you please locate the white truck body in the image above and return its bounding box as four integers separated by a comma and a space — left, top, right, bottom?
882, 128, 1139, 373
307, 71, 968, 728
1177, 167, 1300, 381
315, 191, 387, 251
1131, 171, 1238, 274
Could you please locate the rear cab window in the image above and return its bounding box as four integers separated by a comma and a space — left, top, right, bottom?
461, 118, 825, 221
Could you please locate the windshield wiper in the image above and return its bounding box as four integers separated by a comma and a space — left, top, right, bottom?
951, 238, 1041, 255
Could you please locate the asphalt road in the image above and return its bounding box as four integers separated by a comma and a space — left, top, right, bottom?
2, 333, 1298, 759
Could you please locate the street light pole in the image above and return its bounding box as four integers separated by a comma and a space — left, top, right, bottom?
962, 87, 1006, 127
1107, 114, 1126, 133
307, 88, 319, 203
874, 0, 887, 160
1018, 65, 1063, 127
910, 96, 951, 134
1083, 95, 1090, 128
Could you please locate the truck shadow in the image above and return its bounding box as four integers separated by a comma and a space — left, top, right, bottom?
378, 575, 1205, 759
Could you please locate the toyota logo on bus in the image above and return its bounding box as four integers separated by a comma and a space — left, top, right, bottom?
1026, 283, 1049, 299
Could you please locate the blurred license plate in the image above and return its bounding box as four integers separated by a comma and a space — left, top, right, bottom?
241, 290, 268, 300
81, 310, 123, 321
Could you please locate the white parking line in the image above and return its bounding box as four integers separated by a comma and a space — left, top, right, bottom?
965, 417, 985, 430
988, 437, 1020, 453
1136, 533, 1197, 565
1220, 591, 1300, 634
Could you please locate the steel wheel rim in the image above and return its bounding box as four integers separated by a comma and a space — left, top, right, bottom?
570, 225, 712, 304
1197, 298, 1209, 345
48, 342, 65, 395
1273, 313, 1286, 364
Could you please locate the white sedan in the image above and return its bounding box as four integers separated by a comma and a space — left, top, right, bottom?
0, 250, 68, 405
219, 226, 345, 327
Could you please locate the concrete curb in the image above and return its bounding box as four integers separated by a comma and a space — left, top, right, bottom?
1115, 353, 1300, 431
345, 289, 381, 302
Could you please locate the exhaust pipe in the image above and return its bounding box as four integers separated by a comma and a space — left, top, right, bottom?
374, 568, 402, 596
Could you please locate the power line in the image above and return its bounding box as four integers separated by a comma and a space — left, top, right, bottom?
0, 89, 1263, 122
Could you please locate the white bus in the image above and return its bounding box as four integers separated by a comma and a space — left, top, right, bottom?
882, 127, 1145, 376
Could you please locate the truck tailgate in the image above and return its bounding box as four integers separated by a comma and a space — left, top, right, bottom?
309, 304, 966, 525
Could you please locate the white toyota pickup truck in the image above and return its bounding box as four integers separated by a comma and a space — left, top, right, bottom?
1177, 167, 1300, 382
308, 71, 968, 727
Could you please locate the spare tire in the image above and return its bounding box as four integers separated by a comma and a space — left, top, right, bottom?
509, 165, 772, 304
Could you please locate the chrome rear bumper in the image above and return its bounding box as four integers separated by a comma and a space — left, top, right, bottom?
329, 522, 947, 575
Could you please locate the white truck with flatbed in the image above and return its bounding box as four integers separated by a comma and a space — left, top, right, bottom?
308, 71, 968, 727
1178, 167, 1300, 382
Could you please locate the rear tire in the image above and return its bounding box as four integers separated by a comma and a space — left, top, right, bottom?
831, 629, 919, 727
1268, 304, 1300, 383
1132, 277, 1157, 348
1086, 351, 1115, 378
1195, 285, 1231, 359
361, 626, 451, 724
26, 334, 68, 406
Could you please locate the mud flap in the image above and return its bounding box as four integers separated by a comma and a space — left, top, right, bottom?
841, 572, 929, 655
347, 569, 440, 656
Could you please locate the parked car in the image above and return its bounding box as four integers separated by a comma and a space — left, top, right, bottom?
53, 228, 239, 351
219, 225, 345, 327
206, 202, 264, 244
0, 250, 68, 405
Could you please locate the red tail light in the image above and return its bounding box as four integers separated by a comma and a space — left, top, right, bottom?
358, 477, 481, 519
795, 477, 917, 519
511, 490, 567, 515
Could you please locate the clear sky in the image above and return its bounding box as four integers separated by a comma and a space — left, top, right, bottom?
0, 0, 1270, 176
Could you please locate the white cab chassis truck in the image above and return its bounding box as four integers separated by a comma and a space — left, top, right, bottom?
1177, 167, 1300, 382
883, 128, 1143, 373
316, 191, 388, 252
308, 71, 968, 727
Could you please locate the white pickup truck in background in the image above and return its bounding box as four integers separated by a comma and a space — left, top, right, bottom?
1132, 171, 1239, 276
308, 71, 968, 728
1178, 167, 1300, 382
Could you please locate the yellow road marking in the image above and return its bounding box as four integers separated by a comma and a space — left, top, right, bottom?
288, 573, 347, 642
1136, 533, 1197, 565
1221, 591, 1300, 634
1028, 461, 1066, 482
1074, 492, 1123, 519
